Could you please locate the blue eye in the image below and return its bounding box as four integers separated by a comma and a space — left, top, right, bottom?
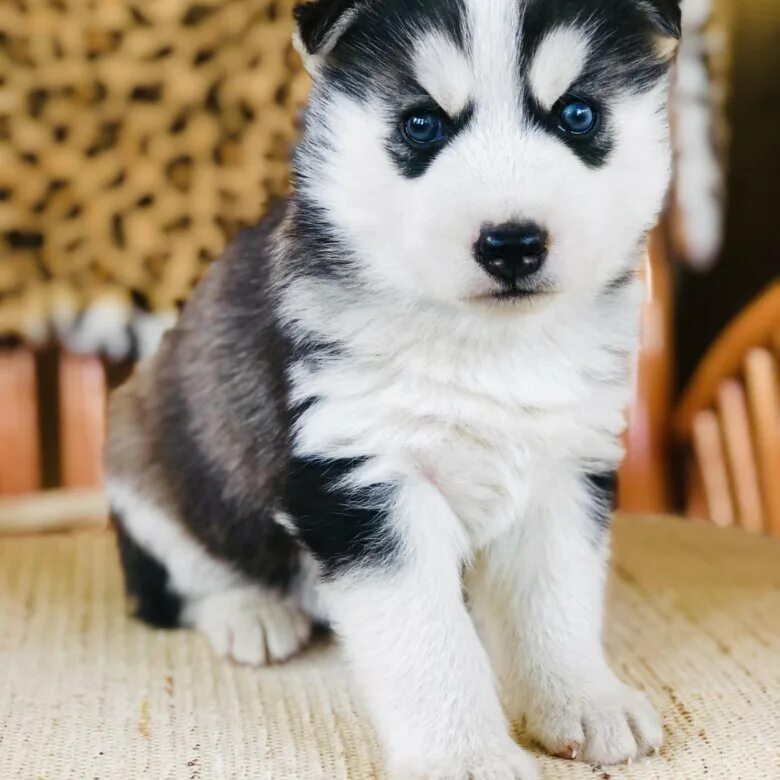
403, 110, 446, 146
557, 98, 598, 135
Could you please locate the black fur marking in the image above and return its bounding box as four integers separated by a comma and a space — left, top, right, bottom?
288, 329, 343, 371
149, 213, 305, 591
113, 512, 182, 628
295, 0, 674, 180
281, 197, 358, 282
520, 0, 675, 169
298, 0, 468, 180
584, 471, 618, 533
154, 385, 303, 591
522, 2, 675, 104
309, 0, 466, 105
639, 0, 683, 38
387, 102, 474, 179
603, 267, 637, 295
284, 455, 401, 578
524, 92, 613, 169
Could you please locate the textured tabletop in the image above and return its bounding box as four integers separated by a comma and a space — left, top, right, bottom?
1, 515, 779, 779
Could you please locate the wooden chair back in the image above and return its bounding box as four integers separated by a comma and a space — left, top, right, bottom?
675, 284, 780, 536
0, 349, 108, 533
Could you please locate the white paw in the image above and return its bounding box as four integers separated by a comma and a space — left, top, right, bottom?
187, 587, 312, 666
390, 740, 538, 780
528, 680, 662, 765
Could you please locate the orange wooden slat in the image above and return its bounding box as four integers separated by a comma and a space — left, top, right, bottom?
0, 488, 108, 535
675, 283, 780, 439
692, 409, 735, 529
717, 379, 764, 533
744, 348, 780, 537
0, 349, 41, 496
59, 353, 107, 490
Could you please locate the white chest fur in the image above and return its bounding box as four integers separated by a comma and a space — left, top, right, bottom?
285, 280, 641, 547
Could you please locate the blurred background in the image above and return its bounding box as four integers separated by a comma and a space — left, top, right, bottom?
0, 0, 778, 535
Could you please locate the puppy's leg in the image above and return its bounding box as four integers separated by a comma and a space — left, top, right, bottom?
109, 479, 312, 666
468, 472, 662, 766
183, 585, 313, 667
318, 478, 537, 780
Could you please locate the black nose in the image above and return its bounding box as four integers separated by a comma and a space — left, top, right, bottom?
476, 223, 548, 284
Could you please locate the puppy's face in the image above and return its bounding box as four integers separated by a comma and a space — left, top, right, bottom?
294, 0, 680, 309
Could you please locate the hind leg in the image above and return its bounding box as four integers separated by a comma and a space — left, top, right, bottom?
109, 478, 314, 666
184, 586, 313, 666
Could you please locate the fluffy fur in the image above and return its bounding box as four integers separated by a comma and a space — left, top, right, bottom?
106, 1, 680, 777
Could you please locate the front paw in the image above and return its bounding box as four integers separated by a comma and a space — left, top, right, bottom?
528, 681, 662, 766
390, 740, 538, 780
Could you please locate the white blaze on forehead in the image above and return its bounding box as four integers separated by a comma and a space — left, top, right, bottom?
529, 26, 591, 110
464, 0, 521, 112
413, 32, 474, 116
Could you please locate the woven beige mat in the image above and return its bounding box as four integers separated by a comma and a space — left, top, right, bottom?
1, 516, 779, 779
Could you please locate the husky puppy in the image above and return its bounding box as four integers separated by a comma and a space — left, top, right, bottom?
106, 1, 681, 776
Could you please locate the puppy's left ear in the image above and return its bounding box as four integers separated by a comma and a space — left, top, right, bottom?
294, 0, 363, 75
640, 0, 682, 60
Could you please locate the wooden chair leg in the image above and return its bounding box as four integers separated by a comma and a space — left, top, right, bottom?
692, 409, 734, 528
59, 352, 107, 490
717, 379, 764, 533
745, 348, 780, 537
0, 349, 41, 496
0, 488, 108, 535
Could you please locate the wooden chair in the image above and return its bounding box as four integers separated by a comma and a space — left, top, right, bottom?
0, 349, 41, 497
674, 283, 780, 536
0, 349, 108, 533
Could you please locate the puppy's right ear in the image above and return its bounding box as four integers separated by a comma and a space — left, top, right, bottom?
294, 0, 363, 75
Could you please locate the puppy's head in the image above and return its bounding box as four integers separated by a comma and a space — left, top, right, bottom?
292, 0, 680, 309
